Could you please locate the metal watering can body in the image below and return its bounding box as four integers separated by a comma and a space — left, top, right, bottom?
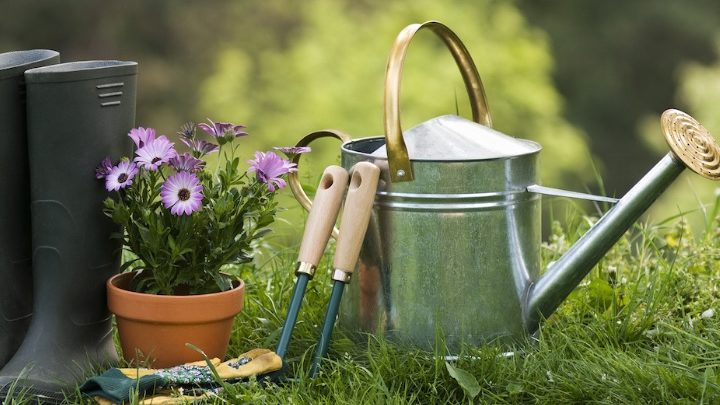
340, 128, 542, 347
290, 21, 720, 351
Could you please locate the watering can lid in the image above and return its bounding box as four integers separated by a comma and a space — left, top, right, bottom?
371, 115, 540, 160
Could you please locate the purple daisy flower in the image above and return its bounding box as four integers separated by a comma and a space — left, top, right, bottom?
96, 157, 113, 179
105, 161, 138, 191
273, 146, 311, 159
160, 172, 204, 216
169, 153, 205, 173
248, 151, 297, 192
180, 138, 219, 157
198, 119, 248, 139
134, 135, 177, 171
128, 127, 157, 149
177, 122, 196, 139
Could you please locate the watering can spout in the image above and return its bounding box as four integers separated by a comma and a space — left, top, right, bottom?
525, 109, 720, 333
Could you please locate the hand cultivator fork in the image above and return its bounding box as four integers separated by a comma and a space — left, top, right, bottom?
274, 165, 348, 364
274, 162, 380, 378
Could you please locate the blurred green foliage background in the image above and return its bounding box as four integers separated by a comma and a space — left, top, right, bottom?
4, 0, 720, 237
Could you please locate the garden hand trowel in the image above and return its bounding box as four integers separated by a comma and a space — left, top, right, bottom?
310, 162, 380, 377
275, 165, 349, 360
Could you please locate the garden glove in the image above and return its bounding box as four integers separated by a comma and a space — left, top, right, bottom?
81, 348, 282, 404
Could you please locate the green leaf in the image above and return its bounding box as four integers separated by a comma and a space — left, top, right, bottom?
253, 228, 273, 240
506, 382, 524, 396
213, 273, 234, 292
111, 202, 130, 225
445, 362, 480, 399
103, 197, 115, 210
587, 277, 614, 311
120, 258, 141, 272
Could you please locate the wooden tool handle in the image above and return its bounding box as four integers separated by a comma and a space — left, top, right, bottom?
333, 162, 380, 272
297, 166, 349, 265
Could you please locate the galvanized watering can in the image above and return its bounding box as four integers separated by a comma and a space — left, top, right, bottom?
290, 21, 720, 351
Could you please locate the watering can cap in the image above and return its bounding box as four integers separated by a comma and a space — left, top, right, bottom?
372, 114, 541, 161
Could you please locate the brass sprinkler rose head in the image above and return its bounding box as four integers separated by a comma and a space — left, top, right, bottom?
662, 109, 720, 180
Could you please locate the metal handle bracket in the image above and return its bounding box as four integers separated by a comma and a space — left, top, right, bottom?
527, 185, 619, 204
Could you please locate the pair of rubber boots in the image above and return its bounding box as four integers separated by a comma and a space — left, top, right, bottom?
0, 50, 137, 402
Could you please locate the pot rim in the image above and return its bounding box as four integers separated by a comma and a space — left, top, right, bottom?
107, 271, 245, 299
107, 271, 245, 323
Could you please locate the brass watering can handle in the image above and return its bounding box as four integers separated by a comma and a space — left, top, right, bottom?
385, 21, 492, 182
288, 129, 353, 239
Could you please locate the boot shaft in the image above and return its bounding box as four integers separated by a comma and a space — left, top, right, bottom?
0, 49, 60, 275
0, 61, 138, 400
0, 49, 60, 366
25, 60, 137, 278
0, 57, 138, 402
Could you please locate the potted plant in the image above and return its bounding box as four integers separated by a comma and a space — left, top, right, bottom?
98, 120, 306, 368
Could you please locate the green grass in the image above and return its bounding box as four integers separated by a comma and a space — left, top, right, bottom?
24, 212, 720, 403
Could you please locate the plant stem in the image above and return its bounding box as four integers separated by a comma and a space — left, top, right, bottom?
215, 144, 223, 177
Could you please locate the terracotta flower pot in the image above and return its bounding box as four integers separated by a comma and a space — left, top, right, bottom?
107, 272, 244, 368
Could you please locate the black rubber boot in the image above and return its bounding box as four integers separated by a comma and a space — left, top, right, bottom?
0, 60, 137, 403
0, 50, 60, 370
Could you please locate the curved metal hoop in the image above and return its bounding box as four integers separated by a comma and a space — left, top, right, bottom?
287, 129, 353, 239
385, 21, 492, 182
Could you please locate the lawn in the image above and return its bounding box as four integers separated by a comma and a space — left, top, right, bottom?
17, 210, 720, 404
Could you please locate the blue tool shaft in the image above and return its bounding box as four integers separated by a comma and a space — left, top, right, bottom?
276, 274, 310, 359
310, 281, 346, 377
